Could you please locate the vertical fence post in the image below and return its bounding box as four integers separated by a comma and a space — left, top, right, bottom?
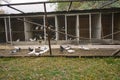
44, 3, 52, 56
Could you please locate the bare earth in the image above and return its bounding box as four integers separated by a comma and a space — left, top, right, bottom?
0, 44, 120, 57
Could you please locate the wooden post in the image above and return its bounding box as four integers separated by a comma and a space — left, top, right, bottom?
55, 15, 58, 41
44, 15, 47, 42
44, 3, 52, 56
8, 16, 13, 45
4, 18, 8, 43
76, 15, 79, 41
23, 17, 27, 41
112, 13, 114, 44
65, 15, 67, 41
100, 13, 102, 39
89, 14, 92, 44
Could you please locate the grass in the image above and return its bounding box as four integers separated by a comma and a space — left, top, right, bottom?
0, 57, 120, 80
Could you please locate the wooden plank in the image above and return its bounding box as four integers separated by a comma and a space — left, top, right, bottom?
112, 49, 120, 56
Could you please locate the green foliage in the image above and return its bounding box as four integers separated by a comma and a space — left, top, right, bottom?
56, 2, 69, 11
49, 0, 120, 11
107, 0, 120, 8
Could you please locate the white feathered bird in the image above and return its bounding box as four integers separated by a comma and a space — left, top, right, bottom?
28, 47, 35, 55
10, 46, 21, 54
79, 45, 90, 50
28, 46, 49, 56
67, 49, 75, 53
16, 39, 20, 42
60, 45, 75, 53
35, 26, 39, 30
64, 46, 71, 50
29, 37, 36, 42
39, 46, 49, 54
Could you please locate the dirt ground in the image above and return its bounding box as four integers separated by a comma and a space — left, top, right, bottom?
0, 48, 120, 57
0, 44, 120, 57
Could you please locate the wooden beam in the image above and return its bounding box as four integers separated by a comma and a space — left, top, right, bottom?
68, 1, 73, 11
3, 0, 24, 14
112, 49, 120, 56
7, 5, 25, 14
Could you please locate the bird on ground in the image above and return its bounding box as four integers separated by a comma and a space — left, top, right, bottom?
34, 52, 40, 56
28, 47, 35, 55
39, 46, 49, 55
64, 45, 71, 50
28, 46, 49, 56
60, 45, 75, 53
16, 39, 20, 42
29, 37, 37, 42
67, 49, 75, 53
79, 45, 90, 50
10, 47, 21, 54
28, 48, 40, 56
60, 45, 71, 51
82, 46, 90, 50
28, 47, 33, 52
60, 45, 65, 52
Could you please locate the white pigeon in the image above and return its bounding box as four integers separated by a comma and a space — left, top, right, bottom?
29, 38, 34, 42
82, 46, 90, 50
60, 45, 71, 50
16, 39, 20, 42
10, 47, 21, 54
35, 26, 39, 30
40, 26, 44, 30
60, 45, 75, 53
39, 46, 49, 54
34, 52, 40, 56
28, 46, 49, 56
79, 45, 90, 50
28, 47, 35, 55
67, 49, 75, 53
29, 37, 36, 42
39, 35, 42, 40
64, 46, 71, 50
28, 46, 39, 56
14, 46, 20, 50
